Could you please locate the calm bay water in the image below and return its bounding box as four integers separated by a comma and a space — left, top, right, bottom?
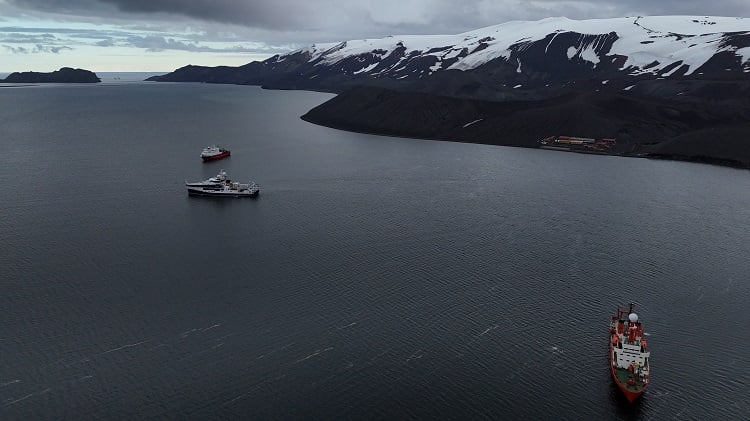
1, 81, 749, 420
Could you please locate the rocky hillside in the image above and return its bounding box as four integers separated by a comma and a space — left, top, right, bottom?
300, 86, 750, 167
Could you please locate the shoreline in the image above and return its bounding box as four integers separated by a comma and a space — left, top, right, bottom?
299, 85, 750, 172
301, 115, 750, 171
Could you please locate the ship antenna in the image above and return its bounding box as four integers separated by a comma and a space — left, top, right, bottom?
629, 303, 634, 314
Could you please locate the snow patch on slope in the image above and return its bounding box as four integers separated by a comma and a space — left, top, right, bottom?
736, 47, 750, 67
353, 62, 381, 75
463, 119, 483, 128
579, 45, 601, 65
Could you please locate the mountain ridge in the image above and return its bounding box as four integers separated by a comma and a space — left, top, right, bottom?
147, 15, 750, 168
148, 15, 750, 97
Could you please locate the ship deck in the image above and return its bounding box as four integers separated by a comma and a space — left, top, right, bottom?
613, 367, 644, 392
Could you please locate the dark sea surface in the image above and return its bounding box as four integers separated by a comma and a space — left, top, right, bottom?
1, 81, 749, 420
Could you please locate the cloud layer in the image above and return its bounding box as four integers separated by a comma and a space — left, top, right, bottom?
2, 0, 750, 71
7, 0, 750, 38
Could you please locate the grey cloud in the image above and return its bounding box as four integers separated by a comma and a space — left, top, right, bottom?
124, 34, 289, 54
0, 26, 125, 50
0, 32, 57, 43
529, 0, 750, 18
36, 44, 72, 53
4, 0, 750, 50
7, 0, 314, 29
3, 45, 29, 53
8, 0, 750, 31
2, 43, 72, 53
105, 0, 315, 28
127, 35, 205, 52
0, 24, 293, 55
0, 26, 127, 38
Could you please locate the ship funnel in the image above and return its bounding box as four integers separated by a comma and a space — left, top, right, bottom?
628, 313, 638, 323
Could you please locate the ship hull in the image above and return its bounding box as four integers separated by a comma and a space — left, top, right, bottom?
187, 188, 258, 198
201, 150, 230, 161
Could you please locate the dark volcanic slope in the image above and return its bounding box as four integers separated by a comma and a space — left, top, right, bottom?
302, 86, 750, 166
647, 124, 750, 167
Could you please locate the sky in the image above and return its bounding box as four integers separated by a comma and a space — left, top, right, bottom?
1, 0, 749, 72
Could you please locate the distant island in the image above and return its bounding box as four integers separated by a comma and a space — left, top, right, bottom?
2, 67, 100, 83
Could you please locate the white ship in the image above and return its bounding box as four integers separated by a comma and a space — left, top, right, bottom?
186, 170, 259, 197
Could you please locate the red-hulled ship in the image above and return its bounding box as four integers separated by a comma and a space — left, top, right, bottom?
609, 303, 650, 402
201, 145, 231, 161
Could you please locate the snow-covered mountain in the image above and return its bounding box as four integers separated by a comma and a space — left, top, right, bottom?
295, 16, 750, 76
150, 16, 750, 98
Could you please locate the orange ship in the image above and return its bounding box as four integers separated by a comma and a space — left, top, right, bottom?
609, 303, 651, 402
201, 145, 231, 161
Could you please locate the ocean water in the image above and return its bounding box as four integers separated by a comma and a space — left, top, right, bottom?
1, 82, 749, 420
